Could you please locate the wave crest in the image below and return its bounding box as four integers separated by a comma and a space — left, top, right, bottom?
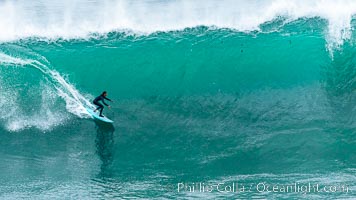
0, 0, 355, 48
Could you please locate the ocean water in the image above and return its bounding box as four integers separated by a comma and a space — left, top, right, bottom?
0, 0, 355, 199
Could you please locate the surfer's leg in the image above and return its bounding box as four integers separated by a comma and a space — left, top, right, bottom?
93, 101, 103, 113
94, 102, 104, 116
93, 101, 98, 112
99, 106, 104, 116
94, 105, 103, 112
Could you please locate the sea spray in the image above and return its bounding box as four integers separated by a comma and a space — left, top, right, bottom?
0, 50, 92, 131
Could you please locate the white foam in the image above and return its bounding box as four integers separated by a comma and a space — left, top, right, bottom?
5, 106, 67, 132
0, 52, 92, 131
2, 83, 71, 132
0, 0, 355, 47
0, 53, 30, 65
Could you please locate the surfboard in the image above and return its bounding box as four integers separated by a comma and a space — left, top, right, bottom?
86, 107, 113, 123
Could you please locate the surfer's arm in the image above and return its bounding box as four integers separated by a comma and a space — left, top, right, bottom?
104, 97, 113, 102
102, 101, 109, 106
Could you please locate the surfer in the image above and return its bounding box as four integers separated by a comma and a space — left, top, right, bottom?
93, 91, 113, 117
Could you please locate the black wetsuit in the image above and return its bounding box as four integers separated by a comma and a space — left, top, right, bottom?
93, 95, 112, 116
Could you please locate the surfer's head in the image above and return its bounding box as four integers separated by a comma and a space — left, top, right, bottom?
102, 91, 107, 97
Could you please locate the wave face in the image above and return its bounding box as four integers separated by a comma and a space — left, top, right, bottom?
0, 1, 355, 199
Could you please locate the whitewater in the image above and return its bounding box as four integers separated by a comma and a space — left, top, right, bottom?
0, 0, 355, 46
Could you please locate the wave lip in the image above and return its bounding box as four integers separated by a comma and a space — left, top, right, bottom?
0, 0, 356, 47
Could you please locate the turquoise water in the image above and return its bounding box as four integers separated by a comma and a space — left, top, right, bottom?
0, 1, 356, 199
